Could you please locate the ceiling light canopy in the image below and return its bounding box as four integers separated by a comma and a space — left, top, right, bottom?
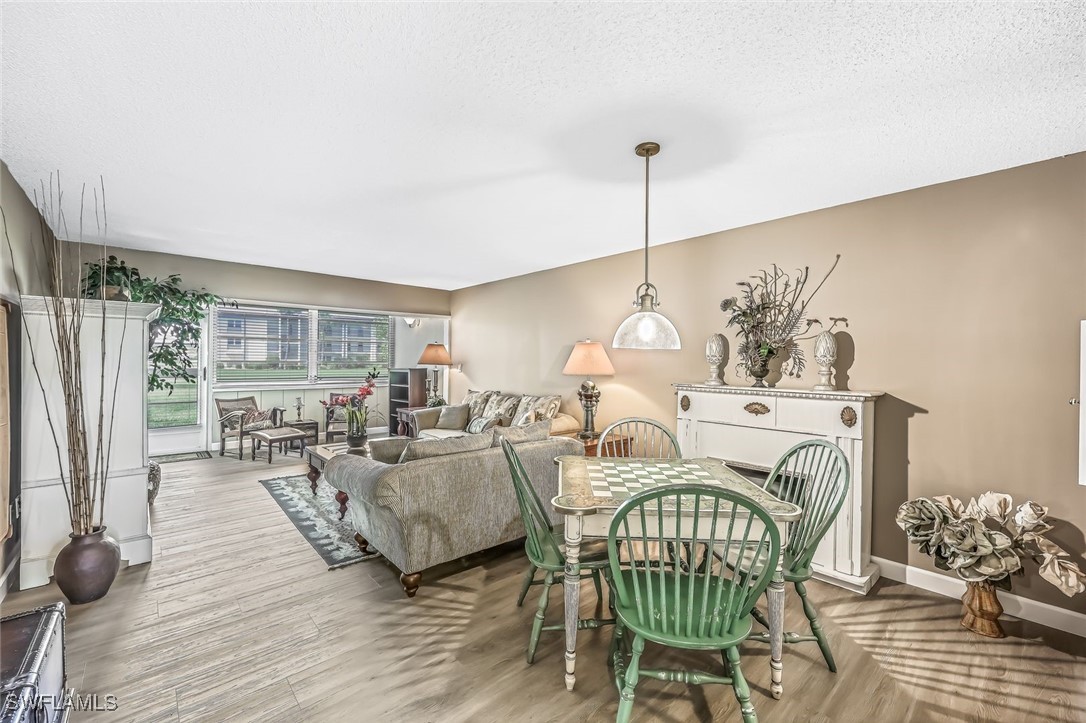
612, 142, 681, 351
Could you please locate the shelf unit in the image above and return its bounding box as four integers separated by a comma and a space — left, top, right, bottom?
387, 368, 427, 435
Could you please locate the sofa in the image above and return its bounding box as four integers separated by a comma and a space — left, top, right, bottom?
323, 421, 583, 597
410, 389, 580, 440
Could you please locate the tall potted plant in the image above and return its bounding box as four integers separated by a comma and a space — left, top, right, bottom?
2, 177, 128, 604
81, 255, 228, 395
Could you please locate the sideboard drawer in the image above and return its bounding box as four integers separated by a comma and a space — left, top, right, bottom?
677, 391, 778, 429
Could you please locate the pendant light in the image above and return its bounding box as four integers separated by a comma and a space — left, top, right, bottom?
612, 141, 681, 350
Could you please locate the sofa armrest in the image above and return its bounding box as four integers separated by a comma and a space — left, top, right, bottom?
369, 437, 410, 464
411, 407, 442, 431
324, 454, 396, 501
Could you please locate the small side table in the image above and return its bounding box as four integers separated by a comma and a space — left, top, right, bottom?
287, 419, 319, 449
396, 406, 427, 437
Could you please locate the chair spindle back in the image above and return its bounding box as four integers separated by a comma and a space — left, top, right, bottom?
607, 485, 781, 640
597, 417, 681, 459
765, 440, 850, 573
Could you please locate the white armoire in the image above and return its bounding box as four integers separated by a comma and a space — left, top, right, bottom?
20, 297, 159, 589
675, 382, 882, 594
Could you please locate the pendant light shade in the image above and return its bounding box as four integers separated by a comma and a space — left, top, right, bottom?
612, 141, 681, 350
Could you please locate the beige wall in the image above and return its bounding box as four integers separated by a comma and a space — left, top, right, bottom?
450, 154, 1086, 613
72, 246, 451, 316
1, 162, 47, 298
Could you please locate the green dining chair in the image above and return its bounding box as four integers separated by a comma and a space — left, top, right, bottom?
500, 438, 614, 664
746, 439, 850, 672
607, 485, 782, 723
597, 417, 681, 459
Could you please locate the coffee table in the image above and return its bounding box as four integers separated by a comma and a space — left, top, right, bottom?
304, 442, 370, 520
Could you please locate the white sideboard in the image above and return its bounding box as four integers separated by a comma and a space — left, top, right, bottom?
674, 383, 883, 594
20, 297, 160, 589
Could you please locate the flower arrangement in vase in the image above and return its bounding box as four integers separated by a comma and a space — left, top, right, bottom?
896, 492, 1086, 637
719, 255, 841, 387
321, 369, 386, 447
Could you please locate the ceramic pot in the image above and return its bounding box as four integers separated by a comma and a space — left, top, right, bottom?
961, 581, 1005, 638
53, 526, 121, 605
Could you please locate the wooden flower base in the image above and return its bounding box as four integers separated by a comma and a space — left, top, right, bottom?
961, 581, 1005, 638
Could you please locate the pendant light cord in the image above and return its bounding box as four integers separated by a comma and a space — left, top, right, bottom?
644, 151, 650, 288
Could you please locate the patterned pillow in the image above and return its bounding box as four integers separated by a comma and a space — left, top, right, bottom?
481, 393, 520, 420
466, 415, 501, 434
241, 409, 276, 431
462, 389, 496, 420
512, 395, 562, 425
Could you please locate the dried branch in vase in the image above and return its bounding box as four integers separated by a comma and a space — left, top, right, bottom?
1, 174, 127, 536
719, 255, 842, 381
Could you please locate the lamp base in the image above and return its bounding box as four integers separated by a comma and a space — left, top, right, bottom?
577, 379, 601, 441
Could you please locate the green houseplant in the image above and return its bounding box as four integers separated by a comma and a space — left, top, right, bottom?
82, 256, 229, 394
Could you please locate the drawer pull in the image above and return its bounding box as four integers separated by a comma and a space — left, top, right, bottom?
841, 406, 858, 428
744, 402, 770, 416
679, 395, 691, 412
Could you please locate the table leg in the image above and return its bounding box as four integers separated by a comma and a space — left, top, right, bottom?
563, 514, 583, 692
335, 490, 349, 520
768, 566, 785, 700
307, 464, 321, 494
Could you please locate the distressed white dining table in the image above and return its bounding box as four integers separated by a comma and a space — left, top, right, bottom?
551, 455, 803, 697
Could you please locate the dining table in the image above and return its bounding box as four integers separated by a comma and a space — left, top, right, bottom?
552, 455, 803, 698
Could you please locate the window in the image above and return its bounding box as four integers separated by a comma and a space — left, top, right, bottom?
212, 304, 395, 385
317, 311, 391, 380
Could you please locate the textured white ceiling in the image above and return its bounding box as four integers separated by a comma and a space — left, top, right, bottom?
2, 3, 1083, 290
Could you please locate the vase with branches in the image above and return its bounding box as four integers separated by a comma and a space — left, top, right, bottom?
1, 175, 133, 603
719, 255, 841, 387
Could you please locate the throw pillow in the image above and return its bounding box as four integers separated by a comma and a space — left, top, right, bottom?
549, 412, 581, 436
511, 394, 563, 425
491, 420, 551, 447
398, 432, 493, 464
461, 389, 496, 420
241, 408, 275, 431
481, 393, 520, 420
466, 415, 501, 434
435, 404, 471, 430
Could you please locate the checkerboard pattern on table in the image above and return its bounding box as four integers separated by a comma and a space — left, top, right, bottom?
587, 460, 716, 498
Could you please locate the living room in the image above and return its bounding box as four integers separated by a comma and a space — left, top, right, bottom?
1, 3, 1084, 722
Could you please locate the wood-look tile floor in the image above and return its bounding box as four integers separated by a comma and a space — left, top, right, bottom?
4, 455, 1085, 722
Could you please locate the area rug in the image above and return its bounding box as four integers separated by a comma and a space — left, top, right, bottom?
260, 474, 381, 570
151, 451, 212, 464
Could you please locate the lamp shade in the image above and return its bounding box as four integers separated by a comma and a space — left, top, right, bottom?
418, 342, 452, 366
562, 341, 615, 377
612, 293, 681, 350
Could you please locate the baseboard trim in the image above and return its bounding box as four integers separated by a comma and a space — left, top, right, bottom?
871, 556, 1086, 639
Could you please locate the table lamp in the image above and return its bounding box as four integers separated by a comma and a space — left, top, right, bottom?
418, 342, 453, 404
562, 340, 615, 440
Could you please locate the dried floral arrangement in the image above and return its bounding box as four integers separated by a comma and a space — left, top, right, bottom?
719, 255, 841, 380
896, 492, 1086, 597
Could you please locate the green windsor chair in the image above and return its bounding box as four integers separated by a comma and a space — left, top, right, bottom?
500, 438, 614, 664
746, 439, 850, 672
607, 484, 782, 723
597, 417, 681, 459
